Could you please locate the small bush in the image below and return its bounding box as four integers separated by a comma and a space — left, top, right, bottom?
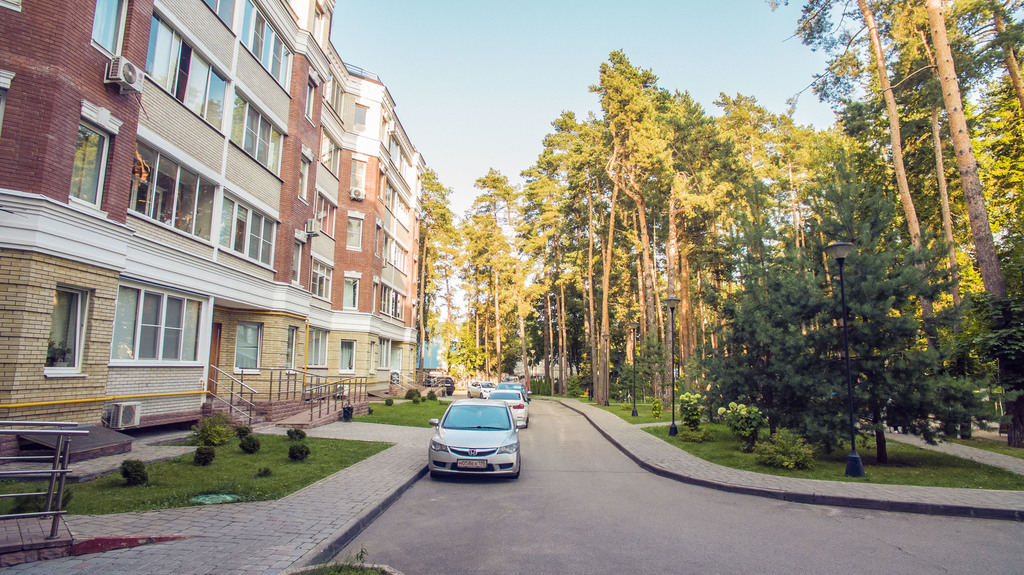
412, 396, 421, 404
289, 444, 310, 461
235, 426, 252, 439
367, 407, 373, 415
754, 429, 816, 470
254, 467, 272, 478
190, 413, 234, 446
240, 434, 261, 454
286, 428, 307, 441
404, 389, 421, 400
718, 402, 766, 452
193, 446, 215, 466
385, 398, 394, 406
674, 428, 712, 442
120, 459, 148, 486
426, 390, 437, 401
679, 392, 704, 431
651, 398, 663, 419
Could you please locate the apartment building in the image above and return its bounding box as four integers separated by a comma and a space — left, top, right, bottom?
0, 0, 423, 446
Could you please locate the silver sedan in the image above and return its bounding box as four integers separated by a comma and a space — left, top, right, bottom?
428, 399, 525, 479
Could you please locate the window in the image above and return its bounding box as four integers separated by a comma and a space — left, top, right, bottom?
240, 0, 291, 86
231, 95, 283, 173
328, 81, 343, 113
309, 328, 327, 367
312, 260, 332, 299
350, 160, 365, 194
131, 142, 215, 240
292, 241, 302, 283
219, 196, 275, 265
313, 7, 324, 42
374, 224, 382, 256
379, 284, 403, 319
391, 344, 403, 372
0, 73, 9, 140
305, 82, 315, 119
320, 132, 340, 174
389, 137, 400, 161
111, 285, 202, 362
343, 277, 358, 310
235, 322, 261, 370
354, 104, 367, 131
315, 193, 336, 237
339, 340, 355, 373
298, 158, 310, 201
346, 217, 362, 250
285, 326, 297, 368
204, 0, 234, 26
70, 122, 109, 206
146, 16, 226, 128
91, 0, 125, 54
378, 337, 391, 370
47, 288, 87, 371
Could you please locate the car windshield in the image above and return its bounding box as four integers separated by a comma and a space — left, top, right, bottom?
497, 384, 521, 389
489, 391, 522, 400
443, 405, 512, 430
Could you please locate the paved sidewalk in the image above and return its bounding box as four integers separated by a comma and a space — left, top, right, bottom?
562, 399, 1024, 521
4, 423, 432, 574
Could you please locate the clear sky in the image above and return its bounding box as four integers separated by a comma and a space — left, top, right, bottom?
330, 1, 835, 215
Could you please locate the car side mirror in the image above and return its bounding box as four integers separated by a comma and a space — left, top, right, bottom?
429, 418, 439, 427
516, 420, 527, 429
527, 391, 533, 395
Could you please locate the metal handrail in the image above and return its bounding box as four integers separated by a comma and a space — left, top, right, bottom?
0, 421, 89, 538
304, 377, 367, 422
208, 366, 256, 425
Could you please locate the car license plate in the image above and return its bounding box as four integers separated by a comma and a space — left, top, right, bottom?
457, 459, 487, 469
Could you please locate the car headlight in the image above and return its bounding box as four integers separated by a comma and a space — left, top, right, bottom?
429, 439, 449, 453
497, 442, 518, 454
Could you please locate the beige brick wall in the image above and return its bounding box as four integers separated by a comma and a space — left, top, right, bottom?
235, 49, 291, 124
160, 0, 235, 65
139, 82, 226, 173
0, 250, 119, 424
226, 145, 283, 210
127, 214, 218, 260
216, 249, 275, 281
107, 365, 206, 419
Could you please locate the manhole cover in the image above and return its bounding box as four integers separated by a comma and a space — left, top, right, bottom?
190, 494, 240, 505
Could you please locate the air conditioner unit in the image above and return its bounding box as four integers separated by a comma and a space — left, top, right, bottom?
104, 57, 144, 94
350, 188, 365, 200
305, 218, 322, 236
111, 402, 142, 429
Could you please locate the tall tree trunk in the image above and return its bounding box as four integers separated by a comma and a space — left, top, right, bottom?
543, 289, 552, 386
559, 281, 568, 396
995, 11, 1024, 114
598, 171, 621, 404
587, 185, 598, 402
927, 0, 1007, 298
493, 268, 502, 376
931, 107, 961, 306
860, 0, 936, 330
519, 312, 529, 387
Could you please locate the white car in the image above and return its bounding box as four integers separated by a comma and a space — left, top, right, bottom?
487, 389, 529, 428
467, 381, 497, 399
428, 399, 525, 479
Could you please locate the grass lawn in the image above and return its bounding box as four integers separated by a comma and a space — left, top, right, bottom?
645, 424, 1024, 490
948, 435, 1024, 460
0, 434, 390, 515
593, 401, 676, 424
354, 399, 451, 427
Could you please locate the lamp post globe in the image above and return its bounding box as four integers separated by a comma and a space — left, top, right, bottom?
825, 242, 866, 478
665, 297, 681, 437
630, 321, 640, 417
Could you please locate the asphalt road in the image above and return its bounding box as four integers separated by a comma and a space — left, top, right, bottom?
338, 400, 1024, 575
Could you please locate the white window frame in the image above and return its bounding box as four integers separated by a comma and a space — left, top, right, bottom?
343, 277, 358, 310
231, 95, 283, 173
45, 287, 88, 376
219, 196, 275, 266
377, 337, 391, 370
240, 0, 291, 87
285, 325, 298, 369
70, 121, 110, 208
146, 15, 227, 129
91, 0, 127, 56
305, 82, 315, 120
316, 192, 336, 238
350, 159, 366, 194
234, 321, 262, 372
131, 141, 216, 241
292, 241, 302, 284
308, 328, 328, 367
203, 0, 234, 26
110, 285, 204, 365
339, 340, 355, 373
312, 260, 332, 299
346, 216, 362, 250
299, 158, 310, 202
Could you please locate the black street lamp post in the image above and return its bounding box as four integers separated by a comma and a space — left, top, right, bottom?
602, 333, 610, 406
630, 321, 639, 417
665, 297, 680, 437
825, 241, 866, 478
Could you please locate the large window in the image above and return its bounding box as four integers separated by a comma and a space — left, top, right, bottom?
346, 217, 362, 250
47, 288, 87, 371
350, 160, 365, 194
240, 0, 290, 86
339, 340, 355, 373
312, 261, 332, 299
379, 284, 403, 320
315, 193, 336, 237
235, 322, 261, 370
111, 286, 202, 362
343, 277, 358, 310
91, 0, 125, 54
131, 142, 215, 240
231, 95, 282, 173
285, 326, 297, 369
320, 132, 340, 174
70, 122, 109, 206
219, 196, 275, 265
309, 328, 327, 367
354, 104, 367, 131
146, 16, 227, 129
203, 0, 234, 26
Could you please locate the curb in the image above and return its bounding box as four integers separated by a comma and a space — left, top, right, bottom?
561, 400, 1024, 522
294, 463, 429, 569
70, 535, 194, 556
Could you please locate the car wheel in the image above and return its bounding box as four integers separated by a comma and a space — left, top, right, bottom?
430, 469, 442, 479
524, 418, 529, 428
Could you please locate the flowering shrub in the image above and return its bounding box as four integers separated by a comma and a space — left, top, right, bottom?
717, 402, 766, 452
679, 392, 704, 431
753, 429, 816, 469
651, 398, 663, 419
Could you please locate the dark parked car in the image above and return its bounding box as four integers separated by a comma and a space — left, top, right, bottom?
425, 375, 456, 396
